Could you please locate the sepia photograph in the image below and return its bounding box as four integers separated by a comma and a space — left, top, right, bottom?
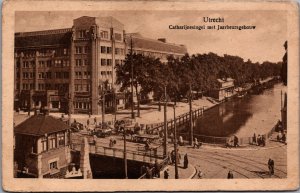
2, 0, 299, 191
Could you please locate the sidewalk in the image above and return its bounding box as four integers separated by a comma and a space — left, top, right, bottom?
159, 163, 196, 179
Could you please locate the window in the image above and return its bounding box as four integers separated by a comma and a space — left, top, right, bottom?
49, 161, 58, 170
41, 136, 47, 152
100, 31, 109, 39
79, 30, 86, 38
107, 47, 112, 54
107, 59, 112, 66
75, 59, 82, 67
84, 46, 89, 53
101, 46, 106, 53
83, 59, 89, 66
75, 47, 82, 54
48, 134, 57, 149
115, 33, 122, 41
63, 48, 67, 55
58, 133, 65, 147
115, 59, 120, 65
101, 59, 106, 66
46, 60, 52, 67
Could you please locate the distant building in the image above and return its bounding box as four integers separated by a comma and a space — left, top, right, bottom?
14, 114, 71, 178
14, 16, 187, 115
209, 78, 235, 101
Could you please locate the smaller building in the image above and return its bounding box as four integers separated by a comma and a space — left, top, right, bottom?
14, 113, 71, 178
209, 78, 235, 101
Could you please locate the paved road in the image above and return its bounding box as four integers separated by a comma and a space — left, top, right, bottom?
175, 142, 287, 179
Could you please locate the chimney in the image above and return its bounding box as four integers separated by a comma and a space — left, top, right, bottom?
157, 38, 166, 43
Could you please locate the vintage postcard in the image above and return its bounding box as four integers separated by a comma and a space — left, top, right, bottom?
2, 0, 299, 191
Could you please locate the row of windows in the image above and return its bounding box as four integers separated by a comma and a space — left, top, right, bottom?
75, 59, 89, 67
100, 71, 112, 77
20, 83, 69, 91
19, 48, 69, 58
21, 71, 69, 79
101, 59, 112, 66
100, 46, 125, 55
75, 84, 91, 92
41, 132, 65, 152
74, 102, 90, 110
75, 71, 91, 79
75, 46, 89, 54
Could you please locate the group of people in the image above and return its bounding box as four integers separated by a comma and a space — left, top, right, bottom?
140, 160, 162, 179
252, 133, 266, 146
226, 135, 239, 148
276, 131, 287, 144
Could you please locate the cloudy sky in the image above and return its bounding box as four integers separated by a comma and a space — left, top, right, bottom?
15, 10, 287, 63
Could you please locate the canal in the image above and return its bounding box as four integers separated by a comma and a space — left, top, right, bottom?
194, 83, 286, 138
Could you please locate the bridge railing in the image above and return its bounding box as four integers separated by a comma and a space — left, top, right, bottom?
70, 142, 164, 163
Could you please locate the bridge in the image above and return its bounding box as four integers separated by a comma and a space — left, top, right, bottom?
70, 132, 166, 164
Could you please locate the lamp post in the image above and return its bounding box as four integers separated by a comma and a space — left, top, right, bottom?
130, 36, 135, 119
173, 103, 179, 179
163, 85, 168, 158
121, 123, 128, 179
189, 84, 193, 146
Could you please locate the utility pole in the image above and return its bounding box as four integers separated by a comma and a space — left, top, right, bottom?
163, 85, 168, 158
123, 128, 128, 179
101, 83, 106, 126
189, 84, 193, 145
173, 104, 179, 179
130, 36, 135, 119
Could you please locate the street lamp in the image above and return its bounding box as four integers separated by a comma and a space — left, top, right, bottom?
189, 84, 193, 146
162, 85, 169, 158
173, 103, 179, 179
130, 36, 135, 119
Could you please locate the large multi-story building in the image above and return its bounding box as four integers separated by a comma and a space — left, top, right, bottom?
14, 16, 187, 115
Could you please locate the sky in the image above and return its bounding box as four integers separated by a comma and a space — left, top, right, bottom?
15, 10, 287, 63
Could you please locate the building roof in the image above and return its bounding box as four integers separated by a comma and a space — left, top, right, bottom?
14, 115, 70, 136
15, 28, 72, 48
125, 34, 187, 55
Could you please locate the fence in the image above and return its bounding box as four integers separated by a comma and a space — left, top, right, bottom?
178, 125, 277, 146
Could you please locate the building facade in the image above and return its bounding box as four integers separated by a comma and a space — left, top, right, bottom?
14, 114, 71, 178
209, 78, 235, 101
14, 16, 187, 115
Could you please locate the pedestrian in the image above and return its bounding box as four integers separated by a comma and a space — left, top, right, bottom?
257, 134, 261, 146
197, 168, 204, 179
87, 119, 90, 126
164, 169, 169, 179
179, 136, 184, 146
184, 153, 189, 169
170, 132, 174, 143
268, 158, 274, 176
171, 150, 175, 164
94, 117, 97, 125
154, 160, 160, 178
194, 138, 200, 148
253, 133, 257, 145
262, 135, 266, 146
234, 135, 239, 147
282, 132, 286, 144
227, 170, 234, 179
88, 112, 91, 118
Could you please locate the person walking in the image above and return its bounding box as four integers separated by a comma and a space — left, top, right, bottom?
94, 117, 97, 125
179, 136, 184, 146
194, 138, 199, 149
234, 135, 239, 147
253, 133, 257, 145
87, 119, 90, 126
164, 169, 169, 179
197, 168, 204, 179
184, 153, 189, 169
227, 170, 234, 179
268, 158, 274, 176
